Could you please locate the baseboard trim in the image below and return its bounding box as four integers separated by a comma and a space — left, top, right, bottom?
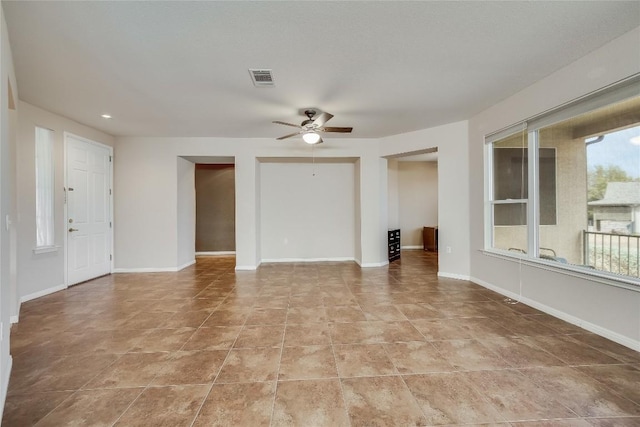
261, 257, 356, 264
10, 301, 20, 324
196, 251, 236, 256
471, 276, 640, 352
20, 284, 67, 303
114, 259, 195, 273
176, 260, 196, 271
235, 265, 259, 271
0, 355, 13, 422
355, 259, 390, 268
114, 267, 175, 273
437, 272, 472, 281
401, 245, 423, 250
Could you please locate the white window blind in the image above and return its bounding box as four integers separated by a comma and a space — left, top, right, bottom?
35, 126, 54, 247
527, 74, 640, 132
484, 122, 527, 145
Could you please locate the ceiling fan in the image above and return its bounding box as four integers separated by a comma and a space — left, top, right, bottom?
273, 109, 353, 144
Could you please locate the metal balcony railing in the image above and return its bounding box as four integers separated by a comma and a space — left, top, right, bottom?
583, 230, 640, 278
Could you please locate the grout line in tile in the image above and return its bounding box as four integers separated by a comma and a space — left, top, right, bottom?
328, 314, 354, 427
107, 386, 150, 426
23, 389, 86, 426
187, 382, 216, 427
116, 282, 233, 425
266, 300, 291, 427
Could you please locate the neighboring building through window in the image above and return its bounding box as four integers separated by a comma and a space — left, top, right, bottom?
486, 77, 640, 281
35, 126, 54, 248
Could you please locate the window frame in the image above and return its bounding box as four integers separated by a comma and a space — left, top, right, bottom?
485, 123, 534, 256
483, 74, 640, 287
35, 126, 56, 251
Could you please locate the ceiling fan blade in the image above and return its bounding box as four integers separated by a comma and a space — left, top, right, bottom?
322, 126, 353, 133
273, 120, 301, 129
276, 132, 300, 140
312, 112, 333, 127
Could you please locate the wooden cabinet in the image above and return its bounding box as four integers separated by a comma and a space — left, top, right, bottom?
423, 226, 438, 252
388, 229, 401, 261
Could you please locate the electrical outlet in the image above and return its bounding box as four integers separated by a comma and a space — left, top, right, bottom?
446, 246, 452, 253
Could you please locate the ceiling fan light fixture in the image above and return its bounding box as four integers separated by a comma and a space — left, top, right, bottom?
273, 110, 351, 142
302, 131, 321, 144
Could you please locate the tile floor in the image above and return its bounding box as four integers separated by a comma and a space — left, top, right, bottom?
3, 251, 640, 426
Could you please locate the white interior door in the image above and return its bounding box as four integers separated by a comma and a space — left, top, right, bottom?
66, 135, 112, 286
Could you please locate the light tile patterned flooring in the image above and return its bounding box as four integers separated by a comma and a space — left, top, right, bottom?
3, 251, 640, 426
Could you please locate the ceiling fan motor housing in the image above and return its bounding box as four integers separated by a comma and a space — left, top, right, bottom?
273, 109, 352, 141
302, 110, 317, 127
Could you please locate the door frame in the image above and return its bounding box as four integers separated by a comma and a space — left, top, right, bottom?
63, 132, 114, 287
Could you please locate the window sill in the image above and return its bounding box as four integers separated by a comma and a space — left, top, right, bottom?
33, 245, 60, 255
480, 249, 640, 293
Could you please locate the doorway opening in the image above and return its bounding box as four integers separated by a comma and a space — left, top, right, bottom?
195, 163, 236, 255
386, 148, 439, 264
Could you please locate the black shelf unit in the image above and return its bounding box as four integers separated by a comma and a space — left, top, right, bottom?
388, 229, 401, 262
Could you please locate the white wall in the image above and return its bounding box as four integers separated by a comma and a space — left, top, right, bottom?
235, 154, 259, 269
0, 5, 17, 414
469, 27, 640, 350
260, 161, 355, 261
113, 139, 180, 271
355, 155, 389, 267
380, 121, 470, 279
387, 159, 399, 230
354, 159, 362, 264
398, 161, 438, 248
114, 137, 389, 271
16, 102, 115, 295
176, 157, 195, 269
114, 133, 467, 273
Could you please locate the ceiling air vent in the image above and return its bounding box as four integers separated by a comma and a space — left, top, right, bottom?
249, 69, 275, 87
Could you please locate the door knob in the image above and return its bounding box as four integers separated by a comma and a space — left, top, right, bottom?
68, 228, 79, 232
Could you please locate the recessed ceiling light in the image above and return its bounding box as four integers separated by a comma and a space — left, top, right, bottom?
101, 114, 112, 119
630, 136, 640, 145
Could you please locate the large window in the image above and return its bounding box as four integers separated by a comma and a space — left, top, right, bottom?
35, 126, 55, 248
486, 76, 640, 281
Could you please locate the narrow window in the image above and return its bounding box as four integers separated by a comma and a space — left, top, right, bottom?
35, 126, 54, 247
488, 129, 529, 253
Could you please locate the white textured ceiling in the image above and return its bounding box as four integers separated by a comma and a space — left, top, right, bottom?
3, 1, 640, 138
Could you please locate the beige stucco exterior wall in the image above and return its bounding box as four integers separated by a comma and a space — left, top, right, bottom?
492, 127, 588, 264
538, 127, 587, 264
